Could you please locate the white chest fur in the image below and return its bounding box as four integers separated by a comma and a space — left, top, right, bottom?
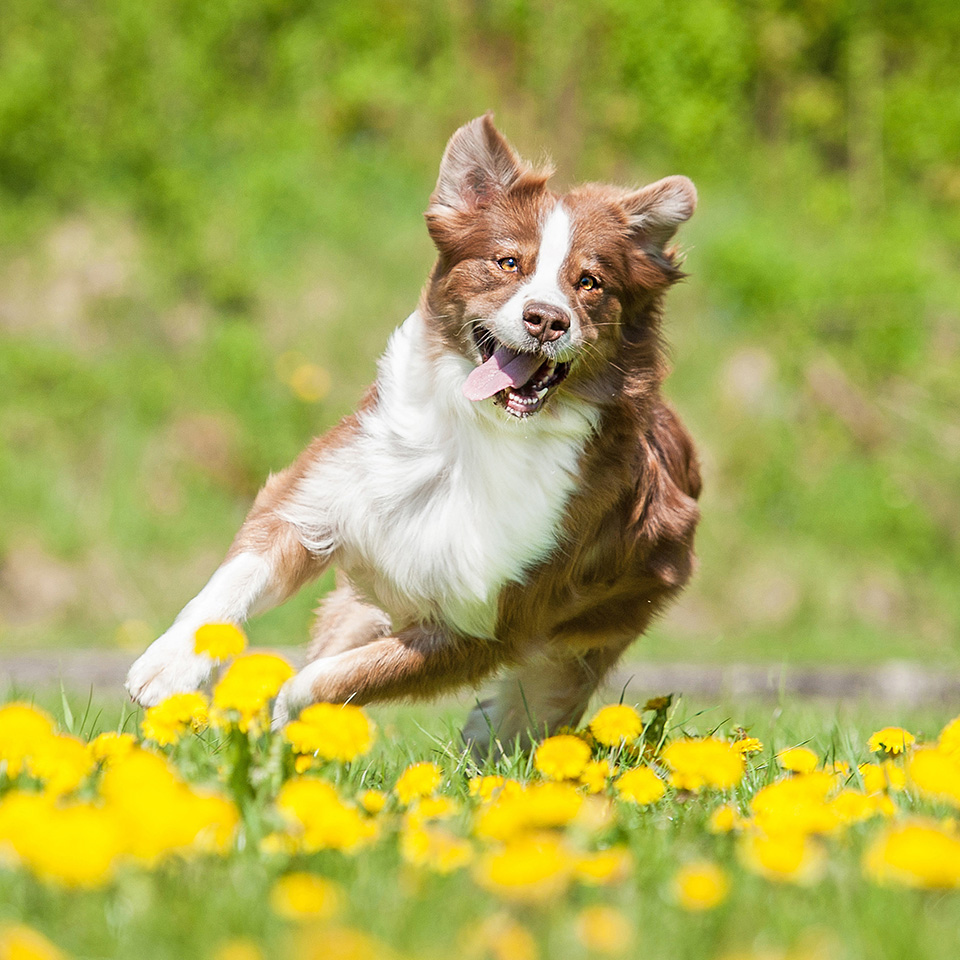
281, 312, 598, 638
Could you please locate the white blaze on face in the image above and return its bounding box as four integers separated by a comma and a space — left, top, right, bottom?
525, 202, 573, 308
491, 201, 577, 350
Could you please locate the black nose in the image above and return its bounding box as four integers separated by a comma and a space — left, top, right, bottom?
522, 302, 571, 344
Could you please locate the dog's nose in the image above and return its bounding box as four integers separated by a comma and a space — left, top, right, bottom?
522, 302, 571, 344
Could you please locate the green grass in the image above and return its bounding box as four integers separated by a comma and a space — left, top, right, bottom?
3, 690, 960, 960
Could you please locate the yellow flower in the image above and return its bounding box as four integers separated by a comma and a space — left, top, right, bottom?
212, 653, 295, 732
739, 831, 826, 885
672, 861, 730, 910
938, 715, 960, 758
359, 789, 387, 814
476, 833, 572, 902
283, 703, 375, 763
474, 782, 583, 841
574, 906, 632, 955
734, 737, 764, 755
588, 704, 643, 747
907, 747, 960, 806
88, 732, 136, 765
534, 735, 591, 781
0, 923, 68, 960
750, 773, 838, 836
864, 820, 960, 889
211, 938, 264, 960
394, 762, 443, 805
400, 824, 473, 873
662, 738, 744, 791
776, 746, 819, 774
141, 692, 209, 746
466, 914, 538, 960
708, 804, 742, 834
830, 789, 894, 825
859, 760, 906, 794
269, 872, 343, 921
574, 846, 631, 885
614, 767, 666, 805
194, 622, 247, 659
26, 734, 94, 796
275, 778, 377, 853
0, 703, 55, 778
867, 727, 915, 755
468, 776, 521, 801
579, 759, 613, 794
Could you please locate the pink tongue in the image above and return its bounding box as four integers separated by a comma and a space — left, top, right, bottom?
463, 347, 543, 402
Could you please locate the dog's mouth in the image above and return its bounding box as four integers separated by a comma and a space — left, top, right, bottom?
463, 326, 571, 419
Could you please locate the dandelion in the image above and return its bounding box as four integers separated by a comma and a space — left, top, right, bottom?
938, 715, 960, 758
907, 747, 960, 806
474, 782, 583, 841
359, 789, 387, 814
776, 746, 819, 774
194, 622, 247, 659
141, 692, 209, 746
88, 731, 136, 765
0, 923, 68, 960
400, 824, 473, 873
574, 906, 632, 954
579, 759, 613, 794
534, 735, 591, 780
212, 653, 295, 732
275, 778, 377, 853
739, 831, 826, 885
574, 846, 631, 885
269, 872, 343, 921
708, 804, 742, 834
476, 833, 572, 902
588, 704, 643, 747
864, 820, 960, 888
283, 702, 375, 763
394, 762, 443, 805
26, 734, 94, 796
672, 861, 730, 910
750, 773, 838, 836
662, 738, 744, 791
0, 703, 55, 778
734, 737, 763, 755
859, 760, 906, 794
867, 727, 915, 755
614, 767, 666, 805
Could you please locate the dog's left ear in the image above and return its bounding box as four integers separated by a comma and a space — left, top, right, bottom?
429, 113, 524, 214
621, 175, 697, 253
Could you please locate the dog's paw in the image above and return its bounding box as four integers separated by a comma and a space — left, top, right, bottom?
270, 664, 321, 730
125, 625, 213, 707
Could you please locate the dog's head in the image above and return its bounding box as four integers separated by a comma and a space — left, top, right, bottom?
422, 114, 696, 419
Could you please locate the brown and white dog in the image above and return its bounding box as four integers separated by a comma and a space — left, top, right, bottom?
126, 114, 702, 751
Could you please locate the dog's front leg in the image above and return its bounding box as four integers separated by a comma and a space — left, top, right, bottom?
273, 626, 502, 727
127, 493, 327, 707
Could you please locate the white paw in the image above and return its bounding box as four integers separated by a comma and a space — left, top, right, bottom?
271, 662, 324, 730
125, 624, 214, 707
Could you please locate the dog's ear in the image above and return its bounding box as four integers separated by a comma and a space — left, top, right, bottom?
620, 176, 697, 253
429, 113, 524, 213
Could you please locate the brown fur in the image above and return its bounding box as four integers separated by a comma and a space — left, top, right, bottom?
220, 115, 700, 746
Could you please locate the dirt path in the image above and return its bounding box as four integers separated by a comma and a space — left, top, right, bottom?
2, 650, 959, 707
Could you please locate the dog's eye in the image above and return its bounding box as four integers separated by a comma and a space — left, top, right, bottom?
578, 274, 601, 291
497, 257, 519, 273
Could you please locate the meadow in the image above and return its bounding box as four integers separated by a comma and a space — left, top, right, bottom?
3, 629, 960, 960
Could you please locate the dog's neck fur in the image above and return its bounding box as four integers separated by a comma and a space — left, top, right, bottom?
283, 310, 601, 640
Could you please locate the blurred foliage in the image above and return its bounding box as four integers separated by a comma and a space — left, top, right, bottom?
0, 0, 957, 664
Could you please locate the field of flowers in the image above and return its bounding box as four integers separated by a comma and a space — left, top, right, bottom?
3, 627, 960, 960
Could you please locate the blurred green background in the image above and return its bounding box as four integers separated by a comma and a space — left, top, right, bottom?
0, 0, 957, 667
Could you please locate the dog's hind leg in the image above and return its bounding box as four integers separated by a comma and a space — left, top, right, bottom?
307, 574, 392, 661
461, 643, 630, 759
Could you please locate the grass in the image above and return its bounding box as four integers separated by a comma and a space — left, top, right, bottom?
3, 684, 960, 960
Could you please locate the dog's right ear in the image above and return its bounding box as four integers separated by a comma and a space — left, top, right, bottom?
428, 113, 524, 215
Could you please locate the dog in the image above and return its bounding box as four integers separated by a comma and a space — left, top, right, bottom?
126, 113, 702, 751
